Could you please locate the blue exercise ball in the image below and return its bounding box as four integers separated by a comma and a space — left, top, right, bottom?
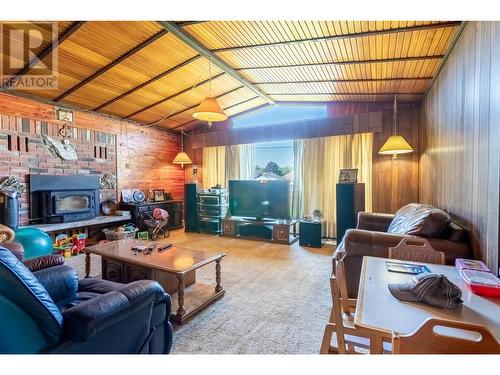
14, 228, 53, 260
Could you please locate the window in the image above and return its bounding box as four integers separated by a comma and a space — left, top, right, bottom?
231, 104, 327, 180
232, 104, 327, 128
253, 140, 294, 180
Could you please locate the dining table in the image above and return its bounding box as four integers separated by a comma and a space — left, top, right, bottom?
354, 256, 500, 353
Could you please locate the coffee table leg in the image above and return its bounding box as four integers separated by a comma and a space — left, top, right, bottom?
84, 252, 91, 278
176, 273, 186, 317
215, 258, 223, 293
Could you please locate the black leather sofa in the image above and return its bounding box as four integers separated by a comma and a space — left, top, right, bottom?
0, 246, 173, 354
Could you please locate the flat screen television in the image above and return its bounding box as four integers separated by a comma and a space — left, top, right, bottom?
229, 180, 290, 220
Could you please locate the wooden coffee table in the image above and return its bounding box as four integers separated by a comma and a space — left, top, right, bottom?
83, 239, 225, 324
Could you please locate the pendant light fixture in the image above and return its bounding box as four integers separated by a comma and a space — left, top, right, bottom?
172, 130, 192, 167
192, 57, 227, 127
378, 94, 414, 160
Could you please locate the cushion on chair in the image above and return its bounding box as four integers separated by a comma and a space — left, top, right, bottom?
62, 280, 166, 342
34, 264, 78, 304
388, 203, 451, 238
57, 278, 128, 313
78, 277, 125, 294
0, 247, 63, 344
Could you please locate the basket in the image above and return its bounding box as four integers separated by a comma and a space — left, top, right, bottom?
103, 228, 138, 241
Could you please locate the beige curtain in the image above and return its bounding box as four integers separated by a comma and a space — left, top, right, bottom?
202, 146, 226, 189
238, 143, 255, 180
225, 145, 240, 186
203, 144, 255, 188
302, 132, 373, 238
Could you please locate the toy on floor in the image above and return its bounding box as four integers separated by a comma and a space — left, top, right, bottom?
139, 208, 170, 241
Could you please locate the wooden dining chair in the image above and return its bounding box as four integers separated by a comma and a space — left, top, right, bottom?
392, 318, 500, 354
389, 237, 445, 265
321, 252, 390, 354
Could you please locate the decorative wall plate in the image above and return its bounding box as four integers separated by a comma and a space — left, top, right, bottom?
133, 190, 145, 203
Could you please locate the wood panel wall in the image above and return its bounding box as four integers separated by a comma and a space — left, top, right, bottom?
420, 22, 500, 273
373, 106, 420, 213
0, 93, 184, 223
186, 111, 383, 149
185, 102, 420, 214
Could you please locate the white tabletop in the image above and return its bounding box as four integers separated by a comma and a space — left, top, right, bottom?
354, 256, 500, 342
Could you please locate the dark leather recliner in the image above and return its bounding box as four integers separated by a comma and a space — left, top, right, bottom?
0, 246, 173, 354
334, 204, 473, 299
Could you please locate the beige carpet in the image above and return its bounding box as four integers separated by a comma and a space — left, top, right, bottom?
66, 230, 335, 354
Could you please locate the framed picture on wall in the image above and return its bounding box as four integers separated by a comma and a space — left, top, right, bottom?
55, 107, 74, 123
153, 189, 165, 202
121, 189, 134, 203
339, 168, 358, 184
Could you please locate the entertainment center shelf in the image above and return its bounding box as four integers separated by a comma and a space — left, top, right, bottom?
221, 217, 298, 245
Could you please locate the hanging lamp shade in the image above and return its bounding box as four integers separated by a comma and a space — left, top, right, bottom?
172, 151, 192, 167
192, 97, 227, 124
378, 94, 414, 159
378, 135, 414, 156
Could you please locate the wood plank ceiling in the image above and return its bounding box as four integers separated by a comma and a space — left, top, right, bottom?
0, 20, 462, 131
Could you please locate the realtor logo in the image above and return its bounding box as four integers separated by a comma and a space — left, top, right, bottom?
1, 22, 58, 90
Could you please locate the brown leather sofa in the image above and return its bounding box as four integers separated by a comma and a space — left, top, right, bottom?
333, 203, 473, 298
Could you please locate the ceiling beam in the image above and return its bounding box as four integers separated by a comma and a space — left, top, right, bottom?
234, 55, 445, 71
254, 77, 433, 84
125, 72, 226, 119
223, 96, 260, 111
1, 21, 86, 90
94, 55, 201, 111
149, 86, 245, 126
211, 22, 462, 53
270, 92, 425, 96
175, 21, 208, 27
157, 21, 275, 105
174, 119, 199, 129
54, 29, 169, 102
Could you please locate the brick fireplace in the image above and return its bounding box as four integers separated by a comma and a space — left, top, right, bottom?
0, 93, 184, 226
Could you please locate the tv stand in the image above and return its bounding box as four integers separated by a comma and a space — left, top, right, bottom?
241, 217, 276, 224
221, 217, 298, 245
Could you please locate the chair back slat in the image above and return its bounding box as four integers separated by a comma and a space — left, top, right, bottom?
392, 318, 500, 354
389, 238, 445, 265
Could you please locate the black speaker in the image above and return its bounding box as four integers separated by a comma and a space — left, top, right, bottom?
336, 183, 365, 243
299, 220, 322, 248
184, 183, 199, 232
0, 190, 19, 229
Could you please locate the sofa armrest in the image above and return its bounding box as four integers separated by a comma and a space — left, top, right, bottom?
356, 212, 394, 232
62, 280, 166, 342
34, 264, 78, 303
2, 241, 24, 261
24, 254, 65, 273
339, 229, 407, 258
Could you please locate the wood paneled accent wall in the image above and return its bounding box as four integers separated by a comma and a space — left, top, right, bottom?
186, 111, 383, 149
420, 22, 500, 273
373, 106, 420, 213
185, 102, 420, 214
0, 93, 184, 224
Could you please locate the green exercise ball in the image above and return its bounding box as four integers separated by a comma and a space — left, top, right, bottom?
14, 228, 53, 260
